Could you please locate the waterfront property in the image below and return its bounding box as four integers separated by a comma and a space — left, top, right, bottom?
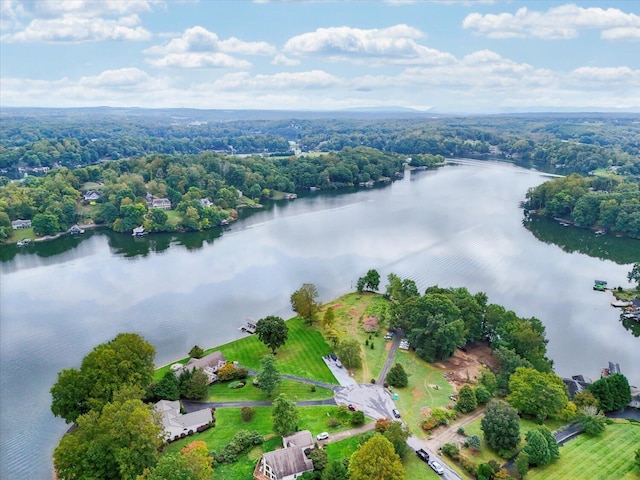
173, 351, 227, 384
11, 219, 31, 229
155, 400, 213, 443
253, 430, 315, 480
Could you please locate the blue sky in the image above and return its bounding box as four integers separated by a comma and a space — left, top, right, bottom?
1, 0, 638, 112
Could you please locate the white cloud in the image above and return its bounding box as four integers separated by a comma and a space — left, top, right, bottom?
601, 27, 640, 41
283, 24, 455, 65
1, 14, 151, 42
213, 70, 341, 91
463, 4, 640, 40
19, 0, 155, 19
78, 67, 158, 88
272, 54, 300, 66
144, 26, 276, 68
570, 66, 640, 85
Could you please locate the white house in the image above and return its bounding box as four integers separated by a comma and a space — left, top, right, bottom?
173, 351, 226, 385
11, 219, 31, 229
155, 400, 213, 443
253, 431, 315, 480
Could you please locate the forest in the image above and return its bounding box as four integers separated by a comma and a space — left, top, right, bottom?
1, 108, 639, 242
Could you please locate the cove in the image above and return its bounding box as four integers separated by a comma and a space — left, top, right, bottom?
0, 159, 636, 480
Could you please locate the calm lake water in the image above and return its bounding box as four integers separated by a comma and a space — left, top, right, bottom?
0, 160, 637, 479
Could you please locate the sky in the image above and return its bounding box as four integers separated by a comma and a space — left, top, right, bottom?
0, 0, 639, 113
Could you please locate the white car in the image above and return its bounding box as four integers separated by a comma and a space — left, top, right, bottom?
316, 432, 329, 440
429, 461, 444, 475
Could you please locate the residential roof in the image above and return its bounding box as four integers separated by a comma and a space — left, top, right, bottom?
282, 430, 313, 449
262, 447, 313, 479
184, 351, 226, 371
155, 400, 212, 441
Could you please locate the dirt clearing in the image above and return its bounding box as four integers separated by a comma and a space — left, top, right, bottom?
433, 341, 499, 390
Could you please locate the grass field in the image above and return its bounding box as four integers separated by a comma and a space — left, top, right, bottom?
527, 420, 640, 480
155, 316, 336, 384
391, 350, 455, 438
206, 376, 334, 402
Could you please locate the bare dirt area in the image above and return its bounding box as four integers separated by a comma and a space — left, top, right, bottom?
433, 341, 499, 390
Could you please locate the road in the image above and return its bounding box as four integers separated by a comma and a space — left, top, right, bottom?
377, 329, 403, 384
407, 435, 464, 480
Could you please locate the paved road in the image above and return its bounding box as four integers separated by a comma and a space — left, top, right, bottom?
377, 329, 403, 385
408, 435, 464, 480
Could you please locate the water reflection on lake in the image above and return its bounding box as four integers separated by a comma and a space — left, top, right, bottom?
0, 160, 637, 480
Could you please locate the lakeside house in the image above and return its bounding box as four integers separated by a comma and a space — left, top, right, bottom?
83, 190, 101, 202
132, 226, 146, 237
253, 430, 314, 480
11, 219, 31, 229
200, 198, 213, 208
173, 351, 226, 384
155, 400, 213, 443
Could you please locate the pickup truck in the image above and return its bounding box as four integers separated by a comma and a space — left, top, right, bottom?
415, 449, 429, 463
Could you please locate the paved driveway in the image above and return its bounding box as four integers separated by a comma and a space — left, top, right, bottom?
322, 356, 358, 386
334, 384, 398, 421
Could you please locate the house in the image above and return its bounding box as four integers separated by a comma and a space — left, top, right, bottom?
200, 198, 213, 208
151, 198, 172, 210
11, 219, 31, 229
253, 430, 314, 480
68, 225, 85, 235
155, 400, 213, 443
174, 351, 226, 384
83, 190, 101, 202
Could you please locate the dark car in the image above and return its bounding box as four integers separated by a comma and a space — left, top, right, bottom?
330, 353, 338, 361
416, 449, 429, 463
348, 404, 356, 411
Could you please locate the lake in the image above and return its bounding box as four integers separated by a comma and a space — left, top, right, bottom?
0, 159, 637, 479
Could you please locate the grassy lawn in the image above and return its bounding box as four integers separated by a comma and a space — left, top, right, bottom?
8, 227, 34, 243
320, 292, 391, 383
528, 420, 640, 480
155, 316, 336, 384
461, 415, 570, 465
390, 351, 455, 438
206, 376, 334, 402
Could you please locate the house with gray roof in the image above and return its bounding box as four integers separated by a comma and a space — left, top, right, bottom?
253, 431, 315, 480
174, 351, 226, 384
155, 399, 213, 443
11, 219, 31, 229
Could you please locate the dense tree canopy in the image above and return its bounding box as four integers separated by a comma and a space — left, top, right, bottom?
480, 400, 521, 456
137, 441, 213, 480
588, 373, 632, 412
271, 394, 298, 436
257, 354, 281, 398
50, 333, 156, 423
507, 367, 568, 422
348, 434, 404, 480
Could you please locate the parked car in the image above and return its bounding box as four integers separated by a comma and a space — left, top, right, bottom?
429, 461, 444, 475
316, 432, 329, 440
392, 408, 401, 418
348, 404, 356, 411
335, 359, 343, 368
415, 449, 429, 463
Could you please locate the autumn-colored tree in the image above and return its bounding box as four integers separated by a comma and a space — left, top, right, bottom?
349, 434, 404, 480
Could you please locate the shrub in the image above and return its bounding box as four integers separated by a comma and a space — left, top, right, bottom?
467, 435, 481, 451
327, 417, 340, 428
386, 363, 408, 388
228, 381, 245, 389
310, 385, 316, 392
218, 363, 238, 382
474, 385, 491, 404
376, 417, 392, 433
457, 427, 466, 435
189, 345, 204, 359
213, 429, 263, 464
442, 442, 460, 460
456, 384, 477, 413
350, 410, 365, 426
241, 406, 255, 422
236, 367, 249, 379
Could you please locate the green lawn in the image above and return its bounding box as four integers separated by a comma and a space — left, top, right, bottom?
390, 351, 455, 438
528, 420, 640, 480
206, 376, 334, 402
155, 316, 336, 384
462, 415, 569, 465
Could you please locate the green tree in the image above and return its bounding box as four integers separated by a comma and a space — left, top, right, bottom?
50, 333, 156, 423
357, 269, 380, 292
385, 273, 419, 304
467, 434, 481, 451
515, 451, 530, 479
272, 394, 298, 436
188, 345, 204, 359
32, 212, 60, 235
257, 354, 281, 398
588, 373, 632, 412
635, 447, 640, 469
537, 426, 560, 463
572, 390, 598, 409
577, 405, 607, 436
323, 307, 335, 328
307, 447, 328, 472
255, 315, 288, 354
179, 368, 209, 400
322, 459, 349, 480
336, 339, 362, 369
507, 367, 568, 422
383, 421, 410, 458
348, 434, 404, 480
385, 363, 408, 388
628, 263, 640, 290
153, 371, 180, 401
54, 388, 162, 480
478, 366, 498, 394
148, 208, 168, 232
290, 283, 321, 324
523, 429, 551, 467
351, 410, 365, 426
456, 384, 477, 413
137, 441, 213, 480
474, 385, 491, 404
480, 400, 521, 456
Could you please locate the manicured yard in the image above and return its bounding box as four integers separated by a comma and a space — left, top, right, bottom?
206, 376, 334, 402
390, 350, 455, 438
528, 420, 640, 480
155, 316, 336, 384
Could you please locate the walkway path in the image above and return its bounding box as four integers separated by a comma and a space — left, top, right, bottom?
423, 408, 485, 451
182, 398, 336, 413
377, 329, 402, 385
